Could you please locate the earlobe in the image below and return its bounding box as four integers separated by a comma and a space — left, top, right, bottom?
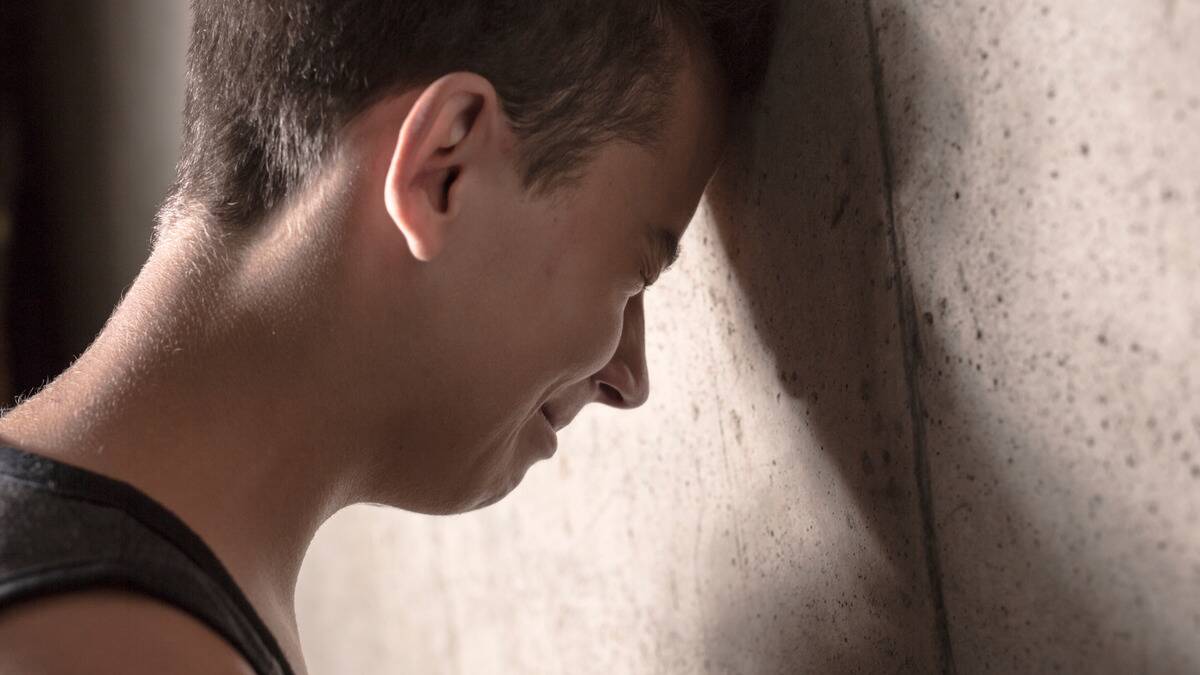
383, 72, 497, 263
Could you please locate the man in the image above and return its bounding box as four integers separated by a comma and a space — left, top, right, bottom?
0, 1, 770, 673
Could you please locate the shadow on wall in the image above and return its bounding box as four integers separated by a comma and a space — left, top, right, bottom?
703, 0, 1175, 672
866, 3, 1195, 672
703, 1, 949, 671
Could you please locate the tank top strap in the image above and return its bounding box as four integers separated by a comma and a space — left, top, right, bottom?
0, 445, 294, 675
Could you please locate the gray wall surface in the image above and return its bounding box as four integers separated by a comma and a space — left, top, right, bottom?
871, 1, 1200, 672
296, 1, 1200, 674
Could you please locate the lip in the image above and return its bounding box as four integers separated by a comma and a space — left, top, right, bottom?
540, 405, 558, 431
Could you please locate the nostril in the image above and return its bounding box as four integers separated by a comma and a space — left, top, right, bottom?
597, 382, 623, 406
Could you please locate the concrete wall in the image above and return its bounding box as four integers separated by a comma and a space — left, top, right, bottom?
869, 1, 1200, 672
297, 1, 1200, 674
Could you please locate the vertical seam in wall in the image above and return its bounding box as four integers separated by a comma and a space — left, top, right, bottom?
861, 2, 957, 673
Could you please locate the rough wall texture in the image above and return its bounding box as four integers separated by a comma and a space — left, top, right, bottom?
868, 0, 1200, 672
297, 1, 1199, 673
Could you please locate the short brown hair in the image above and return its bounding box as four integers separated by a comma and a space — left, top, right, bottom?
163, 0, 774, 231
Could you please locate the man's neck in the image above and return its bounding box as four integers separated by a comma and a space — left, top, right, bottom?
0, 234, 358, 672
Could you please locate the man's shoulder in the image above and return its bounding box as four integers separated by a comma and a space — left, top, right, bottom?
0, 588, 256, 675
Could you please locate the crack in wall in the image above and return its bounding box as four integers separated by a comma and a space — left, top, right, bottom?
861, 2, 958, 673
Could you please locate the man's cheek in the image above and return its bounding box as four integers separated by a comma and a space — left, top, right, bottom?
579, 303, 627, 378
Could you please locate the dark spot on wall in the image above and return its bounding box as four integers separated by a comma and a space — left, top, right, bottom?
861, 450, 875, 476
831, 190, 851, 228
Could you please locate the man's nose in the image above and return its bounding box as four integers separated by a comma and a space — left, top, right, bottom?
592, 294, 650, 409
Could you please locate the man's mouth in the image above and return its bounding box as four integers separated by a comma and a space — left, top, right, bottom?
538, 405, 560, 458
540, 405, 560, 431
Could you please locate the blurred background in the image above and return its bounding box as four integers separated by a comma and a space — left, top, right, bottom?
3, 2, 1198, 674
0, 2, 188, 406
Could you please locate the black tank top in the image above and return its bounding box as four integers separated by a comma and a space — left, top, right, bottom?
0, 445, 294, 675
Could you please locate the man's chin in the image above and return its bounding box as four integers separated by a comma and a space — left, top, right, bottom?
367, 448, 534, 514
375, 492, 507, 516
471, 491, 508, 511
465, 464, 535, 512
390, 478, 521, 515
467, 475, 525, 511
364, 483, 511, 516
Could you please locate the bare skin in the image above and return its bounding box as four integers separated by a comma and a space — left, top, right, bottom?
0, 33, 726, 675
0, 590, 256, 675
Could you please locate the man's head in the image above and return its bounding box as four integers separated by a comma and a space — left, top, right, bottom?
163, 1, 771, 228
152, 1, 772, 514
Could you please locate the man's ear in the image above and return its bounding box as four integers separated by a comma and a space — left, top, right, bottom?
384, 72, 500, 262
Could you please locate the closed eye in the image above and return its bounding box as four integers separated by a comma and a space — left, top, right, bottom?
641, 269, 656, 291
642, 226, 681, 291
